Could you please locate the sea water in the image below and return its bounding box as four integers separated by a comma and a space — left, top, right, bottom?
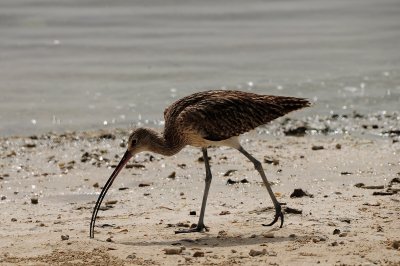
0, 0, 399, 136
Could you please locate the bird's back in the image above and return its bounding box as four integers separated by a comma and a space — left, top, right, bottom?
164, 90, 310, 143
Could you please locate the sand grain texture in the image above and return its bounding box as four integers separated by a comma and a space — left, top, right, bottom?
0, 130, 399, 265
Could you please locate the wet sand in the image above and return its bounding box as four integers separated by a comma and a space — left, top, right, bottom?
0, 123, 399, 265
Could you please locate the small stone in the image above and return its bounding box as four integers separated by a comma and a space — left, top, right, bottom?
189, 211, 196, 216
331, 241, 338, 246
126, 254, 136, 259
61, 235, 69, 241
339, 233, 347, 237
93, 182, 99, 188
193, 251, 204, 257
311, 145, 324, 150
390, 177, 400, 185
106, 237, 113, 242
290, 188, 312, 198
164, 248, 183, 255
335, 144, 342, 149
138, 183, 151, 187
354, 183, 365, 188
105, 200, 118, 205
249, 249, 267, 257
333, 229, 341, 235
219, 211, 231, 215
392, 240, 400, 250
363, 201, 381, 206
11, 218, 17, 222
31, 197, 39, 204
264, 157, 279, 165
312, 238, 320, 243
167, 171, 176, 179
223, 170, 237, 176
263, 232, 275, 238
24, 143, 36, 148
372, 191, 394, 196
1, 196, 6, 200
341, 172, 353, 175
284, 207, 302, 214
231, 249, 237, 253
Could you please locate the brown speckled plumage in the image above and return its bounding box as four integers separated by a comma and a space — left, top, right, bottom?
90, 89, 310, 238
164, 90, 310, 143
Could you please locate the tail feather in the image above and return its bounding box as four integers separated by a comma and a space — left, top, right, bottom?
272, 96, 311, 114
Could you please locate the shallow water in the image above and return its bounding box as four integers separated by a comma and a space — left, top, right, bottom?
0, 0, 399, 136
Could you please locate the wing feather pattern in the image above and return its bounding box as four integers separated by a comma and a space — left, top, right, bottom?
165, 90, 310, 142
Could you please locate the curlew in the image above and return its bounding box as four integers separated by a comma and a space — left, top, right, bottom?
90, 90, 310, 238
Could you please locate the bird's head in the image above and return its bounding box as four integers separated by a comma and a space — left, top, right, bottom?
90, 127, 159, 238
126, 127, 154, 155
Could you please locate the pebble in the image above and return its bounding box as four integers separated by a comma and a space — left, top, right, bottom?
193, 251, 204, 257
189, 211, 196, 216
373, 191, 394, 196
61, 235, 69, 241
331, 241, 338, 246
219, 211, 230, 215
1, 196, 6, 200
226, 178, 249, 185
164, 248, 183, 255
138, 183, 151, 187
363, 201, 381, 206
106, 237, 113, 242
389, 177, 400, 185
263, 232, 275, 238
249, 249, 267, 257
31, 197, 39, 204
167, 171, 176, 179
284, 126, 308, 136
93, 182, 99, 188
284, 207, 302, 214
264, 157, 280, 165
11, 218, 17, 222
339, 232, 348, 237
392, 240, 399, 250
333, 229, 341, 235
311, 145, 324, 150
126, 254, 136, 259
105, 200, 118, 205
290, 188, 312, 198
223, 169, 237, 176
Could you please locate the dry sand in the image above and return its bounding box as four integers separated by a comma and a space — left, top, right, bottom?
0, 129, 399, 265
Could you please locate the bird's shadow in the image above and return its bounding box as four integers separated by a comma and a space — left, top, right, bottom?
117, 233, 296, 248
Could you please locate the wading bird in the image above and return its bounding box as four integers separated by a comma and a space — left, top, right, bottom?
90, 90, 310, 238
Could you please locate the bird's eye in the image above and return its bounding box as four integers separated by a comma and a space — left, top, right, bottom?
131, 139, 138, 146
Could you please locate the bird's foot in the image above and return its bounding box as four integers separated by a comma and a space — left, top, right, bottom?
262, 205, 284, 228
174, 223, 209, 234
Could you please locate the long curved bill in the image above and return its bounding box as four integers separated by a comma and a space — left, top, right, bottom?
90, 150, 133, 238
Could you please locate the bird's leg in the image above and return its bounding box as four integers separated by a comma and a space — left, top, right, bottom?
238, 146, 284, 228
175, 148, 211, 234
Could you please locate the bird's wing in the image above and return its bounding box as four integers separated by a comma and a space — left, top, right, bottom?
178, 93, 293, 141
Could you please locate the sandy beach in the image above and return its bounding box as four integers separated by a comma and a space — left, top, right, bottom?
0, 120, 399, 265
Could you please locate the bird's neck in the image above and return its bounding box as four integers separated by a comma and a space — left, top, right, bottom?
146, 128, 184, 156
